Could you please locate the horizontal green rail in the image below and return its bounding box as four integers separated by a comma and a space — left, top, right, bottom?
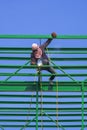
0, 107, 87, 111
0, 124, 86, 128
0, 65, 87, 70
0, 47, 87, 51
0, 94, 87, 98
0, 73, 87, 77
0, 119, 87, 122
0, 109, 86, 113
0, 113, 86, 117
0, 51, 87, 54
0, 101, 86, 105
0, 35, 87, 39
0, 86, 83, 92
0, 57, 87, 61
0, 81, 83, 84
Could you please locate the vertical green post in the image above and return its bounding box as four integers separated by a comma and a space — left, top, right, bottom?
36, 69, 41, 130
36, 77, 39, 130
81, 79, 87, 130
81, 82, 84, 130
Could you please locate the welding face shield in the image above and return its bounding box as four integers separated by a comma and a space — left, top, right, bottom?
37, 58, 43, 67
37, 58, 50, 67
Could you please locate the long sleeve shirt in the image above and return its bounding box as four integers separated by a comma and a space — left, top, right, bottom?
31, 38, 53, 65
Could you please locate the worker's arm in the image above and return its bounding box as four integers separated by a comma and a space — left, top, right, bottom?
41, 38, 53, 49
41, 32, 57, 49
30, 53, 37, 65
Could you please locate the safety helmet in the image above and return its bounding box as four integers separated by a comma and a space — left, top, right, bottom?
32, 43, 38, 51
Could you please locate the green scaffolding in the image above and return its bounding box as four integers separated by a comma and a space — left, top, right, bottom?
0, 35, 87, 130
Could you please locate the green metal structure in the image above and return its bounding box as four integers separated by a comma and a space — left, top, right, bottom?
0, 35, 87, 130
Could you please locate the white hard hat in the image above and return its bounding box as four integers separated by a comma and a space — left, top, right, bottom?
32, 43, 38, 51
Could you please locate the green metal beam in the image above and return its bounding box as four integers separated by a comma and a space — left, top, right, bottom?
0, 94, 87, 98
0, 51, 87, 54
0, 107, 87, 111
0, 57, 87, 61
0, 65, 87, 69
0, 124, 86, 128
0, 47, 87, 50
0, 113, 86, 117
0, 101, 86, 105
0, 119, 87, 123
0, 34, 87, 39
0, 72, 87, 77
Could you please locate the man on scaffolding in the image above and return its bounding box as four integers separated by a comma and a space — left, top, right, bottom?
30, 32, 57, 85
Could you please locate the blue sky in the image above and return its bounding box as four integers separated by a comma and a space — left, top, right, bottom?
0, 0, 87, 49
0, 0, 87, 35
0, 0, 87, 130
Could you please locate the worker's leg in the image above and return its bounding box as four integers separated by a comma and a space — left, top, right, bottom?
47, 66, 56, 81
41, 66, 56, 80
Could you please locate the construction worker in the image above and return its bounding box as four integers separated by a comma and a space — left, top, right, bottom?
30, 32, 57, 85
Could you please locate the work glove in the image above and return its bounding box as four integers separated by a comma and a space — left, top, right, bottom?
51, 32, 57, 38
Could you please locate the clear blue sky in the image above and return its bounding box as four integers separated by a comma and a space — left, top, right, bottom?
0, 0, 87, 49
0, 0, 87, 130
0, 0, 87, 35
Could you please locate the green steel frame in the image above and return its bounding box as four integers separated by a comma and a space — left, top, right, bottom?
0, 35, 87, 130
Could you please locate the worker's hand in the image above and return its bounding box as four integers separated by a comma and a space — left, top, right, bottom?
31, 62, 36, 65
51, 32, 57, 38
